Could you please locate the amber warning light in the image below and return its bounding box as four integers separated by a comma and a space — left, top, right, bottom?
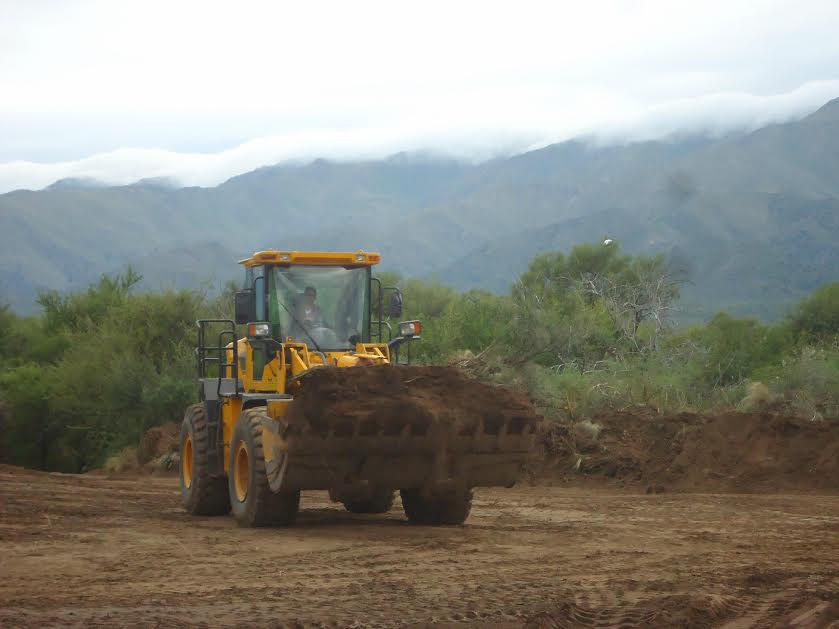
398, 320, 422, 337
247, 322, 270, 337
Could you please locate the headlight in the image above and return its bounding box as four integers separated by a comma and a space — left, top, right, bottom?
247, 322, 271, 337
398, 320, 422, 337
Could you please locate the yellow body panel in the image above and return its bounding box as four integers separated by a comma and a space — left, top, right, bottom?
221, 396, 243, 469
239, 250, 381, 267
219, 340, 391, 474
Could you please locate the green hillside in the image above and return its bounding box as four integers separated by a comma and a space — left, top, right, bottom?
1, 99, 838, 319
435, 99, 839, 318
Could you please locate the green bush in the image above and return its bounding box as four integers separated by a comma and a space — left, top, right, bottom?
755, 347, 839, 418
790, 282, 839, 342
38, 267, 141, 332
0, 364, 61, 469
3, 249, 839, 472
688, 313, 792, 386
0, 270, 211, 471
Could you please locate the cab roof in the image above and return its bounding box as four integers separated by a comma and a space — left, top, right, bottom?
238, 250, 381, 268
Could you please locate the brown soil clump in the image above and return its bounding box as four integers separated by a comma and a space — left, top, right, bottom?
138, 422, 179, 464
287, 364, 542, 436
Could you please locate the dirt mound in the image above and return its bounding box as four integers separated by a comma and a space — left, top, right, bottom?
138, 422, 179, 464
287, 364, 542, 437
544, 410, 839, 492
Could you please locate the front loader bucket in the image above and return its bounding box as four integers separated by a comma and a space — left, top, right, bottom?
263, 365, 541, 494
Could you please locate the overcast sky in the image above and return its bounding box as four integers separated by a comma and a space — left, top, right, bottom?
1, 0, 839, 192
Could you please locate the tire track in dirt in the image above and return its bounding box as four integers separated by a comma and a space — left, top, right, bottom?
1, 466, 838, 627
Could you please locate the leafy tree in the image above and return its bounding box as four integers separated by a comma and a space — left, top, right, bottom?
509, 243, 682, 364
790, 282, 839, 342
417, 289, 513, 361
38, 267, 142, 332
400, 278, 458, 319
690, 313, 792, 386
0, 364, 60, 469
0, 305, 15, 358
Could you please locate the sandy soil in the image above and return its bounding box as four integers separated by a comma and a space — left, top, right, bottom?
1, 466, 837, 628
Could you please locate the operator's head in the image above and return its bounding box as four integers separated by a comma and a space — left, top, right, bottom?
304, 286, 317, 304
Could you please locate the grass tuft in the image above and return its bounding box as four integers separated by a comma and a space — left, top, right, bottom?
103, 447, 138, 474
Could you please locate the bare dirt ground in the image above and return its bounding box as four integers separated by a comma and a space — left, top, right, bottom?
1, 465, 838, 628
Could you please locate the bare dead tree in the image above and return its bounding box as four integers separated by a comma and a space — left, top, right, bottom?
572, 256, 684, 353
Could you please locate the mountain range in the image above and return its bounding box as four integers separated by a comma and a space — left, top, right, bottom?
2, 98, 838, 320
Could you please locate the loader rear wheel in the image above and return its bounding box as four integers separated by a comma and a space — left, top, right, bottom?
342, 489, 395, 514
229, 408, 300, 527
400, 488, 473, 525
180, 403, 230, 516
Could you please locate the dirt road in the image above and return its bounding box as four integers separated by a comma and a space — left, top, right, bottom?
1, 465, 837, 628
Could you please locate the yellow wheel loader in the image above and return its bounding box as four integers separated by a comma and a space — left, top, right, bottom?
179, 250, 539, 527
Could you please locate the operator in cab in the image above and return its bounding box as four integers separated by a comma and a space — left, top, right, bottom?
296, 286, 323, 328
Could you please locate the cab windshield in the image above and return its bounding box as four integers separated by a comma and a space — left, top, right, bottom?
269, 265, 369, 350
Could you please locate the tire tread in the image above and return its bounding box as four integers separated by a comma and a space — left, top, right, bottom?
180, 403, 230, 516
229, 407, 299, 527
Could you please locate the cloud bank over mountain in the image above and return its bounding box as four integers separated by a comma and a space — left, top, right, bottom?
1, 81, 838, 194
2, 1, 839, 192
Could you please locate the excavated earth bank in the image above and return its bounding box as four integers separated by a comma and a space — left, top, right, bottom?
542, 409, 839, 493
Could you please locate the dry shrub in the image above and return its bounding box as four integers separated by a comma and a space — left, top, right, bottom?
447, 346, 506, 381
572, 419, 603, 451
144, 451, 180, 474
447, 349, 475, 366
740, 381, 776, 410
103, 446, 138, 474
138, 423, 179, 464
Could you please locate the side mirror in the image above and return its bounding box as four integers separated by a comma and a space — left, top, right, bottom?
388, 289, 403, 318
234, 289, 255, 324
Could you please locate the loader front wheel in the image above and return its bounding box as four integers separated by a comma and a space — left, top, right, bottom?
400, 488, 473, 525
229, 408, 300, 527
342, 488, 395, 514
180, 403, 230, 516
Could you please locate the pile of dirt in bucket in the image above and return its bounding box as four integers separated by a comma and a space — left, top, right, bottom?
287, 364, 543, 438
542, 410, 839, 492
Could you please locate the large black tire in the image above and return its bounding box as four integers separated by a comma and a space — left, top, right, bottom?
400, 488, 473, 525
342, 488, 395, 514
180, 403, 230, 515
228, 408, 300, 527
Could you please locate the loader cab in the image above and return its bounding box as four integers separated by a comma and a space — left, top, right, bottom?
267, 263, 371, 349
234, 250, 404, 349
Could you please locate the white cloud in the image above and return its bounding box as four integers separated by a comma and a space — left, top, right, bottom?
586, 80, 839, 145
0, 0, 838, 192
1, 80, 838, 194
